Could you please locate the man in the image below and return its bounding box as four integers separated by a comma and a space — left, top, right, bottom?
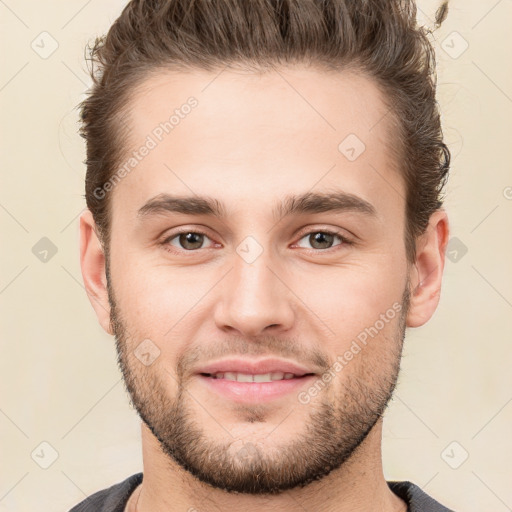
72, 0, 454, 510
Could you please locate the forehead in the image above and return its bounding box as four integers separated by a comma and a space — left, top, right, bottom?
111, 64, 403, 221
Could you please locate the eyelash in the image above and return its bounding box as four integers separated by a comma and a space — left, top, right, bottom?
160, 227, 353, 255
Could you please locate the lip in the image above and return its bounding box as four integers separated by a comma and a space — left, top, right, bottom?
195, 358, 316, 377
198, 373, 317, 403
195, 358, 318, 403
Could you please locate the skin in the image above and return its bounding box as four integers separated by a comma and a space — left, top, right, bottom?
80, 65, 449, 512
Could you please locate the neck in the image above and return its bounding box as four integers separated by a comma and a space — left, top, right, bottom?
131, 420, 406, 512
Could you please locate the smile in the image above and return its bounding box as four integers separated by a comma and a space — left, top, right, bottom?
202, 371, 311, 382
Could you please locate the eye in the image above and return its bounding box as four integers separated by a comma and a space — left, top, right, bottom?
294, 230, 350, 251
163, 230, 216, 252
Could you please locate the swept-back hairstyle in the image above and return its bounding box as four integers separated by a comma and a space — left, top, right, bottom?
80, 0, 450, 262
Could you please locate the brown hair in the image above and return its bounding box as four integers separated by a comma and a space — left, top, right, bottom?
80, 0, 450, 262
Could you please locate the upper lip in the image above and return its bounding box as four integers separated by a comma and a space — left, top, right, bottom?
196, 358, 316, 377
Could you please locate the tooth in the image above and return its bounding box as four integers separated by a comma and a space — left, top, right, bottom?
253, 373, 272, 382
213, 372, 297, 382
236, 373, 254, 382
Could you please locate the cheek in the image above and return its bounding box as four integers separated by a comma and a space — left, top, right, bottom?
289, 257, 407, 338
111, 255, 216, 340
109, 253, 228, 388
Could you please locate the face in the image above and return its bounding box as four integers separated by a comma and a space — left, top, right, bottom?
99, 65, 415, 493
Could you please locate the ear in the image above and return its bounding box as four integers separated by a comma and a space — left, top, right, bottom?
406, 210, 449, 328
79, 209, 113, 335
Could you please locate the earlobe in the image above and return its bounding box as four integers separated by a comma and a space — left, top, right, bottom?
406, 210, 449, 328
79, 209, 113, 335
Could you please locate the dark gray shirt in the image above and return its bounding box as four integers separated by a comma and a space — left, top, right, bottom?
68, 473, 455, 511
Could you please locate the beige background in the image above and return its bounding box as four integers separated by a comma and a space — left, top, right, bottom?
1, 0, 511, 511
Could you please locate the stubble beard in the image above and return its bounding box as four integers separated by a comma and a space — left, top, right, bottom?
107, 275, 409, 495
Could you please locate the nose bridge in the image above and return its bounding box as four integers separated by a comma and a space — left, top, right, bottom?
213, 243, 294, 336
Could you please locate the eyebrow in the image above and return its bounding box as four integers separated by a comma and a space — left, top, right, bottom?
137, 191, 377, 222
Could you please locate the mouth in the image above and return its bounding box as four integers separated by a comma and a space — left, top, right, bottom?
200, 371, 315, 382
194, 358, 318, 402
198, 373, 316, 403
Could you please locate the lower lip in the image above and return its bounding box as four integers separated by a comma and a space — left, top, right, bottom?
197, 374, 316, 403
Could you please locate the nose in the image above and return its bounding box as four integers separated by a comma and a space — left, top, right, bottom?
213, 251, 295, 338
